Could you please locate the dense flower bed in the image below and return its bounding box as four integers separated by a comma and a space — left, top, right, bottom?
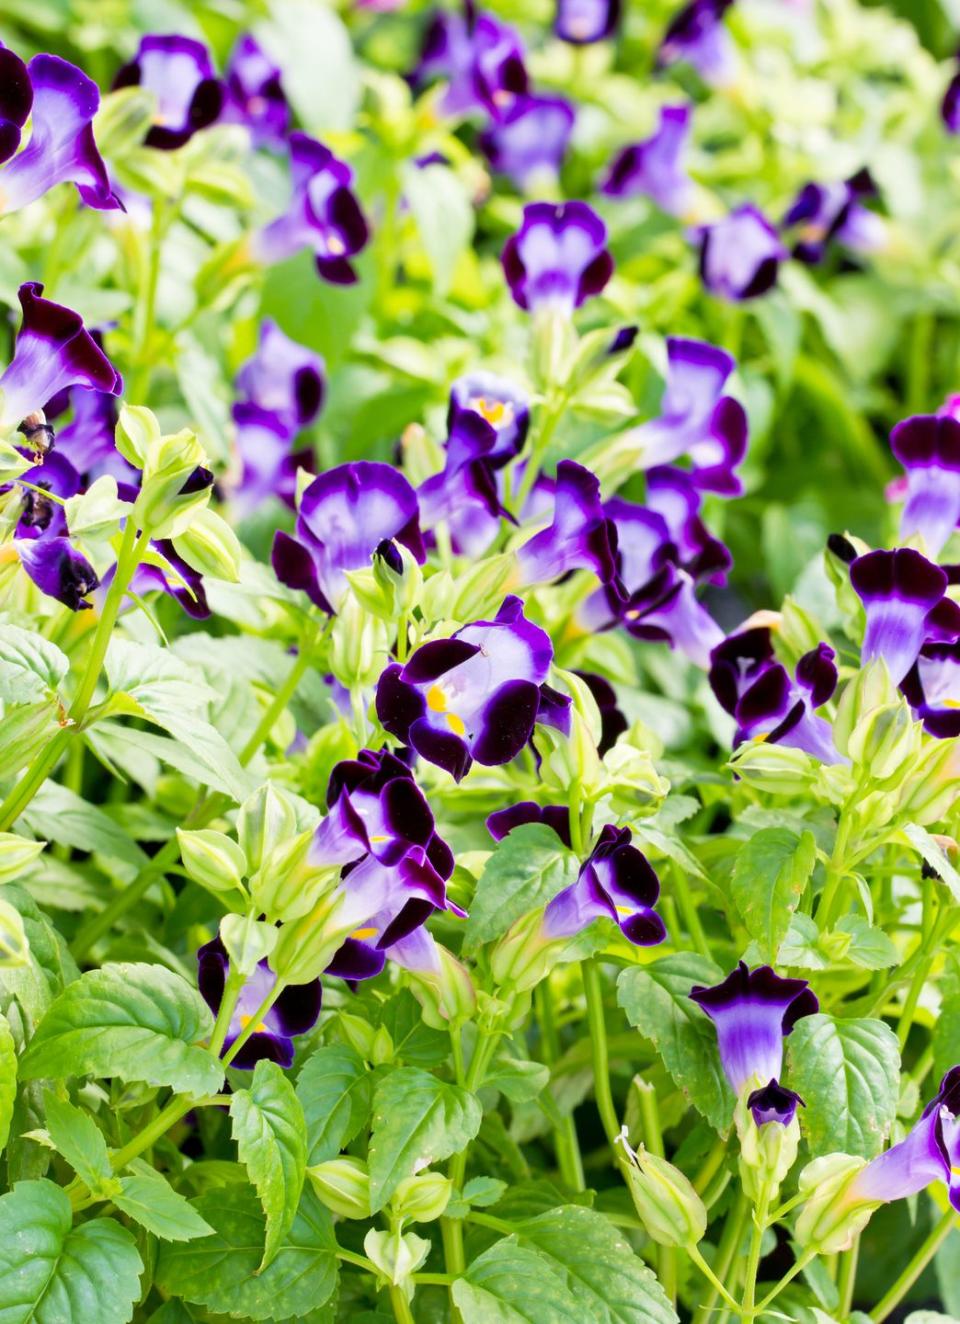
2, 1, 960, 1320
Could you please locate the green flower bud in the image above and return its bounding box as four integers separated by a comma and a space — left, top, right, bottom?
343, 567, 395, 621
404, 943, 477, 1029
734, 1089, 800, 1203
177, 828, 247, 897
390, 1171, 452, 1224
833, 659, 897, 756
363, 1228, 431, 1287
729, 740, 816, 796
114, 404, 159, 470
450, 552, 518, 624
0, 896, 30, 967
616, 1129, 707, 1248
374, 541, 422, 616
238, 783, 299, 876
539, 710, 602, 798
898, 737, 960, 825
0, 834, 46, 885
337, 1011, 382, 1062
794, 1153, 877, 1254
94, 87, 157, 158
532, 307, 577, 391
846, 700, 920, 784
172, 508, 242, 584
269, 885, 363, 985
490, 909, 554, 994
249, 830, 333, 923
65, 475, 133, 546
135, 426, 211, 539
220, 914, 278, 976
307, 1156, 371, 1219
329, 596, 390, 690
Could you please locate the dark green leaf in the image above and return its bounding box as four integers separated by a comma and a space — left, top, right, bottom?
731, 828, 816, 963
296, 1044, 373, 1165
42, 1091, 111, 1191
464, 825, 579, 952
453, 1240, 582, 1323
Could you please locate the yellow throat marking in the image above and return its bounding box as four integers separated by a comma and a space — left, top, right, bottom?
426, 683, 467, 736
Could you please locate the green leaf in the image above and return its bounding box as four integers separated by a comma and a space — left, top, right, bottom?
787, 1014, 900, 1158
453, 1240, 583, 1322
933, 993, 960, 1085
0, 1014, 15, 1154
377, 989, 449, 1067
20, 782, 149, 869
464, 825, 579, 952
835, 915, 900, 970
0, 702, 60, 778
20, 961, 223, 1096
368, 1067, 482, 1211
731, 828, 816, 963
485, 1055, 551, 1103
617, 954, 734, 1131
770, 913, 828, 970
296, 1045, 373, 1165
0, 1179, 142, 1324
43, 1091, 112, 1191
902, 823, 960, 904
0, 883, 79, 1028
155, 1185, 337, 1321
0, 626, 68, 703
231, 1059, 308, 1270
403, 163, 475, 296
114, 1167, 215, 1242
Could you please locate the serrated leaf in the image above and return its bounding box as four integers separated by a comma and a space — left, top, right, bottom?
377, 989, 448, 1067
485, 1055, 551, 1103
617, 954, 734, 1131
0, 1014, 15, 1154
114, 1168, 215, 1242
20, 961, 223, 1096
20, 782, 149, 869
934, 993, 960, 1086
776, 913, 828, 970
787, 1014, 900, 1157
43, 1091, 112, 1190
464, 825, 579, 952
296, 1045, 373, 1165
835, 915, 899, 970
0, 626, 69, 703
231, 1059, 307, 1270
731, 828, 816, 963
453, 1240, 583, 1322
0, 1179, 142, 1324
368, 1067, 482, 1211
154, 1185, 337, 1321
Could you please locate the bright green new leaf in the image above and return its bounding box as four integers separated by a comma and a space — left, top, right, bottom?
0, 1015, 15, 1154
43, 1091, 112, 1191
113, 1166, 215, 1242
731, 827, 817, 963
0, 626, 69, 704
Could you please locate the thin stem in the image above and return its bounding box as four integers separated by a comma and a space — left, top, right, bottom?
581, 960, 620, 1148
741, 1193, 769, 1322
871, 1209, 955, 1324
698, 1192, 748, 1316
513, 399, 564, 515
450, 1026, 465, 1087
209, 967, 244, 1058
388, 1286, 416, 1324
414, 1272, 456, 1286
239, 646, 312, 764
837, 1235, 860, 1317
693, 1136, 728, 1195
672, 864, 711, 961
221, 979, 286, 1068
537, 981, 585, 1192
755, 1251, 815, 1313
129, 200, 167, 402
687, 1243, 741, 1313
336, 1246, 380, 1274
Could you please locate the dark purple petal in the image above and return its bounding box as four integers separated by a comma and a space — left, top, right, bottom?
271, 979, 324, 1037
325, 937, 387, 981
408, 718, 473, 781
16, 535, 99, 610
796, 643, 838, 708
518, 459, 619, 586
537, 682, 572, 736
944, 70, 960, 134
271, 529, 331, 610
486, 801, 573, 847
659, 0, 735, 85
115, 35, 224, 150
480, 94, 575, 190
471, 678, 541, 766
222, 32, 289, 150
0, 47, 32, 165
851, 547, 948, 684
890, 414, 960, 554
377, 664, 426, 743
401, 638, 481, 684
748, 1080, 802, 1128
236, 319, 325, 431
576, 669, 628, 754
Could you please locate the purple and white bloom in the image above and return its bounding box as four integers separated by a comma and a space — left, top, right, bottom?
14, 451, 81, 540
255, 133, 370, 285
51, 359, 135, 488
231, 402, 314, 518
690, 961, 818, 1097
629, 336, 747, 494
708, 626, 843, 763
127, 539, 211, 620
746, 1080, 803, 1129
197, 937, 322, 1069
646, 466, 731, 583
272, 461, 425, 612
555, 0, 620, 43
113, 34, 224, 151
236, 319, 325, 433
417, 10, 528, 121
784, 170, 885, 265
901, 641, 960, 739
517, 460, 621, 589
479, 94, 575, 192
15, 534, 99, 611
419, 453, 507, 559
502, 201, 613, 315
851, 548, 960, 686
544, 825, 666, 945
376, 595, 554, 781
943, 70, 960, 135
221, 33, 289, 150
0, 283, 122, 434
658, 0, 735, 85
0, 46, 32, 164
447, 372, 529, 468
576, 670, 628, 754
889, 414, 960, 556
0, 54, 118, 214
695, 205, 786, 301
846, 1067, 960, 1212
602, 104, 693, 217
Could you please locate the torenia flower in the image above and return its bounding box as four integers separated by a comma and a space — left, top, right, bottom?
902, 641, 960, 737
695, 205, 786, 301
255, 133, 370, 285
943, 68, 960, 134
479, 95, 575, 192
272, 461, 425, 612
708, 626, 843, 763
235, 320, 325, 433
889, 414, 960, 556
657, 0, 736, 86
555, 0, 620, 43
376, 595, 554, 780
544, 825, 666, 946
646, 466, 732, 583
15, 536, 100, 611
0, 46, 32, 164
0, 283, 122, 435
850, 547, 960, 685
221, 33, 289, 150
416, 10, 528, 121
784, 170, 885, 265
516, 460, 620, 589
447, 372, 529, 468
0, 52, 119, 214
113, 35, 223, 150
502, 202, 613, 315
197, 936, 322, 1068
231, 404, 313, 519
602, 104, 692, 218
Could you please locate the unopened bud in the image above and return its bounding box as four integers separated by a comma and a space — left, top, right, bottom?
363, 1228, 431, 1287
249, 830, 332, 923
405, 943, 477, 1029
616, 1129, 707, 1248
373, 540, 422, 615
847, 700, 920, 784
898, 737, 960, 825
329, 595, 390, 690
135, 424, 211, 539
308, 1156, 371, 1219
173, 507, 242, 583
794, 1153, 877, 1254
220, 914, 277, 976
490, 909, 554, 994
114, 405, 160, 469
0, 834, 46, 885
390, 1171, 452, 1224
450, 553, 518, 623
729, 740, 816, 796
0, 896, 30, 967
238, 783, 299, 876
833, 659, 897, 755
734, 1090, 800, 1202
177, 828, 247, 896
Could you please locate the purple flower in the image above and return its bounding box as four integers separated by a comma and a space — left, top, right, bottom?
479, 94, 575, 192
576, 670, 628, 755
0, 53, 119, 214
502, 201, 613, 315
555, 0, 620, 43
901, 642, 960, 738
695, 205, 786, 301
14, 451, 81, 540
231, 403, 314, 519
646, 466, 732, 583
447, 372, 529, 468
15, 535, 99, 611
708, 626, 843, 763
602, 104, 693, 217
747, 1080, 803, 1129
221, 33, 289, 150
889, 414, 960, 556
690, 961, 818, 1096
943, 70, 960, 134
272, 461, 424, 612
52, 365, 134, 487
487, 800, 574, 846
517, 460, 620, 589
236, 319, 325, 433
545, 825, 666, 945
197, 937, 322, 1069
0, 283, 122, 434
848, 1067, 960, 1212
627, 337, 748, 494
127, 540, 210, 619
850, 548, 960, 686
416, 10, 528, 121
255, 133, 370, 285
419, 453, 507, 559
658, 0, 735, 86
0, 46, 32, 164
376, 595, 554, 781
113, 34, 224, 151
783, 170, 885, 265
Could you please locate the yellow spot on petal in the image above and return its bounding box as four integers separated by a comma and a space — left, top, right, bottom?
427, 684, 448, 713
753, 733, 769, 743
351, 927, 377, 941
239, 1013, 268, 1033
447, 711, 466, 736
470, 396, 512, 428
370, 834, 388, 842
327, 234, 346, 256
944, 700, 960, 710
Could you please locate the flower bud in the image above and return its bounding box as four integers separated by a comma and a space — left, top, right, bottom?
0, 436, 31, 480
833, 659, 897, 756
374, 540, 422, 616
490, 909, 555, 994
136, 426, 212, 539
539, 711, 602, 798
238, 783, 299, 876
219, 914, 278, 976
734, 1091, 800, 1202
95, 87, 157, 158
729, 741, 816, 796
249, 830, 333, 923
450, 552, 518, 624
794, 1153, 876, 1254
343, 567, 394, 621
328, 596, 390, 690
114, 404, 159, 470
363, 1228, 431, 1287
65, 476, 132, 545
270, 885, 363, 985
532, 306, 577, 390
0, 896, 29, 967
846, 700, 920, 784
616, 1129, 707, 1248
172, 508, 242, 584
0, 834, 46, 885
177, 828, 247, 897
390, 1171, 452, 1224
405, 944, 477, 1029
307, 1157, 371, 1219
898, 737, 960, 825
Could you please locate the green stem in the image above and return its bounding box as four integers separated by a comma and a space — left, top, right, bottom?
209, 967, 244, 1058
838, 1235, 860, 1317
536, 981, 585, 1191
513, 400, 564, 515
221, 979, 286, 1068
581, 960, 620, 1148
755, 1251, 815, 1313
693, 1136, 728, 1195
672, 864, 711, 961
741, 1193, 770, 1322
388, 1286, 416, 1324
699, 1192, 748, 1316
687, 1243, 741, 1313
129, 200, 167, 402
414, 1272, 456, 1286
336, 1247, 380, 1274
0, 730, 70, 833
871, 1209, 955, 1324
239, 646, 312, 764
